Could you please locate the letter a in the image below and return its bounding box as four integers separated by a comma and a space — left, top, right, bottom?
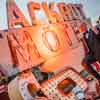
6, 0, 30, 29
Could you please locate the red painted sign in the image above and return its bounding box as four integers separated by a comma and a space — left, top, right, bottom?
0, 0, 86, 73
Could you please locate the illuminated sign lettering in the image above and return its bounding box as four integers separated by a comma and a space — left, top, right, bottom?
6, 0, 30, 29
42, 31, 60, 52
6, 0, 84, 28
0, 0, 86, 72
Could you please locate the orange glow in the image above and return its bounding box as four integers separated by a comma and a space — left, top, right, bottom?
6, 22, 85, 72
79, 23, 87, 33
42, 31, 60, 52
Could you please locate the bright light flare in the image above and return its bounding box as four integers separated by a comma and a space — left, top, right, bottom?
42, 31, 60, 52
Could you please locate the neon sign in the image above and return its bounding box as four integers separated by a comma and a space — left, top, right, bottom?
42, 31, 60, 52
41, 68, 87, 100
6, 0, 85, 29
0, 0, 86, 72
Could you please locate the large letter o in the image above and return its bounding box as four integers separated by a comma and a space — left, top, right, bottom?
42, 31, 60, 52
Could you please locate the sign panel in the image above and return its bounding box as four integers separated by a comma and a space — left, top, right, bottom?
0, 0, 87, 74
7, 22, 85, 72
